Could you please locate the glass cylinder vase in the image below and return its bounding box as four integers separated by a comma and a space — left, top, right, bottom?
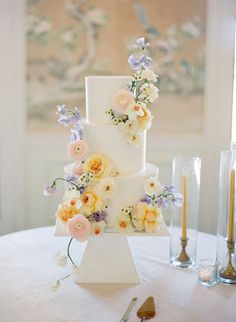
170, 157, 201, 268
217, 150, 236, 284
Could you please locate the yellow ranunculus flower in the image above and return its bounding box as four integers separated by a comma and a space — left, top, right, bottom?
56, 204, 80, 223
132, 202, 160, 233
80, 187, 103, 216
83, 153, 113, 181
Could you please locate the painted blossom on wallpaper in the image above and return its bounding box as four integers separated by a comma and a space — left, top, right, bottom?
26, 0, 205, 125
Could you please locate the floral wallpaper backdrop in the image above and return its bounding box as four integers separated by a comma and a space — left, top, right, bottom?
27, 0, 206, 134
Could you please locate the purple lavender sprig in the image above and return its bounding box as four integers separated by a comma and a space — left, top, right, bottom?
141, 184, 183, 209
57, 105, 81, 127
90, 211, 108, 223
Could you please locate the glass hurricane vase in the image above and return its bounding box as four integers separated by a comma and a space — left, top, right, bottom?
170, 157, 201, 268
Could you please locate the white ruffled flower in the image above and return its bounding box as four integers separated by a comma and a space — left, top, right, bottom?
91, 220, 106, 236
123, 119, 140, 133
126, 102, 145, 121
95, 177, 117, 198
139, 83, 159, 103
53, 252, 68, 267
124, 131, 142, 147
144, 176, 162, 196
134, 69, 158, 82
63, 189, 82, 208
50, 280, 60, 292
115, 213, 134, 233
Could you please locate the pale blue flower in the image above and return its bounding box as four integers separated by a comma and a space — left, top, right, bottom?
43, 184, 57, 196
57, 106, 81, 127
172, 193, 184, 207
128, 55, 141, 70
140, 55, 152, 69
135, 37, 149, 49
71, 124, 83, 141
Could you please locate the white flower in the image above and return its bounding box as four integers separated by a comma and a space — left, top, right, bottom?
124, 132, 142, 147
134, 69, 158, 82
53, 252, 68, 267
126, 102, 146, 121
63, 189, 82, 208
144, 176, 162, 196
50, 280, 60, 292
123, 119, 140, 133
139, 83, 159, 103
91, 221, 106, 236
71, 265, 82, 283
95, 177, 117, 198
115, 213, 134, 233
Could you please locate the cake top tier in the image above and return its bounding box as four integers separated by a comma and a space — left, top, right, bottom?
85, 76, 131, 124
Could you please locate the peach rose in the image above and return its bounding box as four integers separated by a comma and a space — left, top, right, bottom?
136, 106, 153, 130
112, 90, 134, 114
68, 139, 89, 162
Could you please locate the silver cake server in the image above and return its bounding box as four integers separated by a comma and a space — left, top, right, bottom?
119, 297, 137, 322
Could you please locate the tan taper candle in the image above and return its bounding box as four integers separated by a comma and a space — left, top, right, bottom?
182, 175, 187, 239
228, 168, 235, 242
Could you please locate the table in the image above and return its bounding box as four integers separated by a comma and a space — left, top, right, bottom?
0, 227, 235, 322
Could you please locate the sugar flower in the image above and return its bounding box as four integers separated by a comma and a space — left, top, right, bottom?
91, 220, 106, 236
90, 210, 108, 222
140, 55, 152, 69
53, 252, 68, 267
144, 176, 162, 196
56, 204, 80, 223
134, 69, 158, 82
122, 119, 140, 134
115, 213, 134, 233
126, 102, 145, 121
135, 37, 149, 50
139, 83, 159, 103
132, 202, 160, 233
80, 187, 103, 216
68, 139, 89, 162
67, 214, 91, 240
71, 124, 84, 141
128, 55, 141, 70
57, 106, 81, 127
83, 153, 114, 181
43, 184, 57, 196
112, 90, 134, 114
124, 131, 142, 146
95, 177, 117, 198
50, 280, 60, 292
63, 189, 82, 208
136, 106, 153, 130
72, 162, 84, 176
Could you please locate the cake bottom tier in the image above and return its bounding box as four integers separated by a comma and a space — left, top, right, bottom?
55, 163, 159, 235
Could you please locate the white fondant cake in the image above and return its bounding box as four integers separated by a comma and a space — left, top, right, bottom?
55, 76, 160, 235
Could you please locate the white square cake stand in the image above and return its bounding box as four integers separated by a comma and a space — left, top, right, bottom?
55, 219, 169, 284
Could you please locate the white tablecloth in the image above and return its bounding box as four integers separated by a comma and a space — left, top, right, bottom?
0, 226, 235, 322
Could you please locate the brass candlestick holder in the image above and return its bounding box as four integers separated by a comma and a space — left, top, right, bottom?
174, 237, 192, 268
219, 240, 236, 284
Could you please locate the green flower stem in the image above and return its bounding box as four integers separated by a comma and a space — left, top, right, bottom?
52, 177, 80, 190
67, 237, 75, 266
58, 273, 72, 281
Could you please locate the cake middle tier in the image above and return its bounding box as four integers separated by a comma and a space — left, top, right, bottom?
83, 121, 146, 174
